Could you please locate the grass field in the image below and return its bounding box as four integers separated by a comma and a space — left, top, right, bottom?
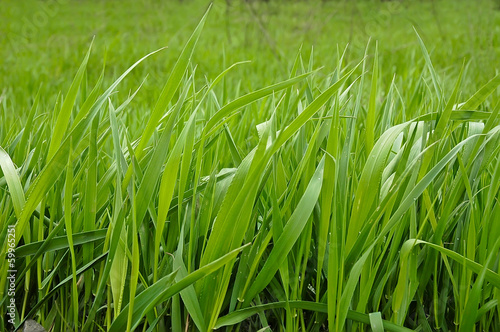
1, 0, 500, 331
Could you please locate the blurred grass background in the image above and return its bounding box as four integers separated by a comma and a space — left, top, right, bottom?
1, 0, 499, 110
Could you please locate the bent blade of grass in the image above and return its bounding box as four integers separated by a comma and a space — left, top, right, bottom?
0, 146, 25, 218
399, 239, 500, 291
110, 243, 249, 332
15, 252, 109, 330
243, 157, 324, 303
460, 73, 500, 111
214, 301, 414, 332
201, 71, 313, 141
369, 312, 384, 332
15, 229, 107, 258
476, 300, 498, 323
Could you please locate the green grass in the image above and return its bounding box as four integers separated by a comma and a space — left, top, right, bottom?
1, 0, 500, 331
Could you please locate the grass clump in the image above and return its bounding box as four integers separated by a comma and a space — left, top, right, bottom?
1, 1, 500, 331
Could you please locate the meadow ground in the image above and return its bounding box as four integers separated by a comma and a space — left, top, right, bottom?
1, 0, 500, 331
